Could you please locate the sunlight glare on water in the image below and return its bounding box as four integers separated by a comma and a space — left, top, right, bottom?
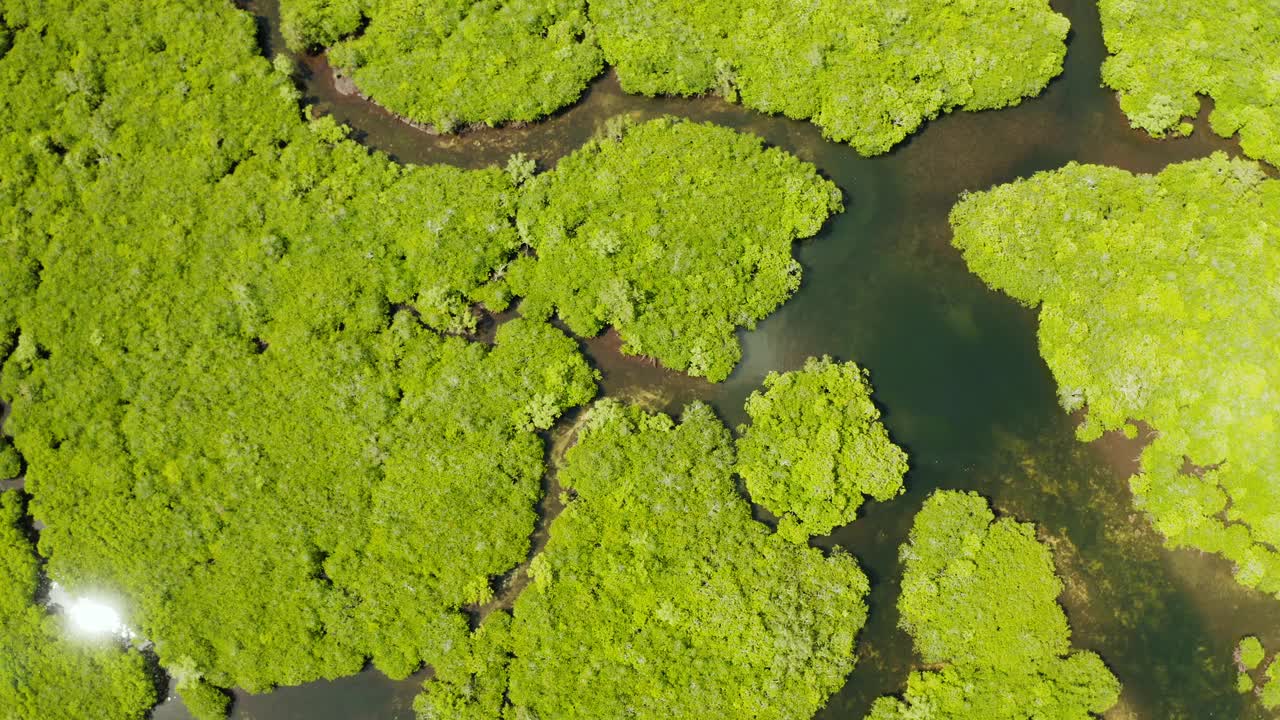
48, 582, 133, 638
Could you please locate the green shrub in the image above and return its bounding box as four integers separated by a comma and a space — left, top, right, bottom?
869, 491, 1120, 719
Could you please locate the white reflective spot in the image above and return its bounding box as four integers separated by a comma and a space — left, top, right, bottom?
66, 597, 125, 635
47, 582, 135, 639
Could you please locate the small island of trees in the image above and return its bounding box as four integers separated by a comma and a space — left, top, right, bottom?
281, 0, 604, 132
736, 356, 907, 542
869, 491, 1120, 719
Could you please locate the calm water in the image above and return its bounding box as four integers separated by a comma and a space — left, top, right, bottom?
161, 1, 1280, 717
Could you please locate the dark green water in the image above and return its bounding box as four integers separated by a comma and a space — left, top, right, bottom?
156, 1, 1280, 717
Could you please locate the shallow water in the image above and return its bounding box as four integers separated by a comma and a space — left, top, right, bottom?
155, 1, 1280, 717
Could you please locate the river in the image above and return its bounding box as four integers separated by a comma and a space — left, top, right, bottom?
155, 0, 1280, 717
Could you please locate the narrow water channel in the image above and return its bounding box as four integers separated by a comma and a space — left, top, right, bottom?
157, 1, 1280, 717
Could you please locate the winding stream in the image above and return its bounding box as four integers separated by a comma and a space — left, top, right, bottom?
154, 0, 1280, 717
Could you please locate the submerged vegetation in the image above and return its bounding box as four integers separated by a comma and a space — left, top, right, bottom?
281, 0, 603, 132
0, 491, 157, 719
952, 154, 1280, 596
870, 491, 1120, 719
1100, 0, 1280, 166
590, 0, 1070, 154
509, 117, 841, 381
736, 356, 906, 542
421, 401, 870, 719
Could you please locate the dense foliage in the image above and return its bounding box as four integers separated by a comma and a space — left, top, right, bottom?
735, 356, 906, 542
869, 491, 1120, 719
279, 0, 1072, 150
589, 0, 1069, 154
420, 401, 870, 719
509, 117, 842, 381
1099, 0, 1280, 166
0, 0, 597, 705
0, 435, 20, 479
1233, 636, 1280, 709
0, 491, 158, 720
950, 154, 1280, 596
281, 0, 603, 132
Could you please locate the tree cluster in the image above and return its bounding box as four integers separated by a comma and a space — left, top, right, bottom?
1100, 0, 1280, 167
736, 356, 907, 542
0, 0, 597, 713
950, 154, 1280, 596
590, 0, 1070, 154
0, 1, 847, 715
0, 491, 158, 720
869, 491, 1120, 719
282, 0, 604, 132
1233, 635, 1280, 709
508, 117, 841, 381
279, 0, 1070, 153
420, 400, 871, 719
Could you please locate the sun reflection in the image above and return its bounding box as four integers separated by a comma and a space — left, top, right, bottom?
66, 597, 126, 635
47, 582, 134, 639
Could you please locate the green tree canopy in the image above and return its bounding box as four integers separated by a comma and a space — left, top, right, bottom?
281, 0, 603, 132
1239, 636, 1266, 671
1265, 657, 1280, 709
736, 356, 907, 542
420, 400, 871, 719
0, 491, 158, 720
1232, 635, 1280, 710
509, 116, 842, 381
0, 0, 596, 703
0, 437, 21, 479
950, 154, 1280, 597
589, 0, 1069, 154
1100, 0, 1280, 166
869, 490, 1120, 719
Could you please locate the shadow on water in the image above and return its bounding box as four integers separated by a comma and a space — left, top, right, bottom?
160, 0, 1280, 718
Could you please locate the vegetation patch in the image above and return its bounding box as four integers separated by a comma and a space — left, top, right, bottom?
589, 0, 1069, 154
509, 116, 842, 381
1232, 635, 1280, 709
869, 490, 1120, 719
419, 400, 871, 719
736, 356, 906, 542
1100, 0, 1280, 166
0, 0, 596, 706
281, 0, 604, 132
951, 154, 1280, 596
0, 491, 157, 720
